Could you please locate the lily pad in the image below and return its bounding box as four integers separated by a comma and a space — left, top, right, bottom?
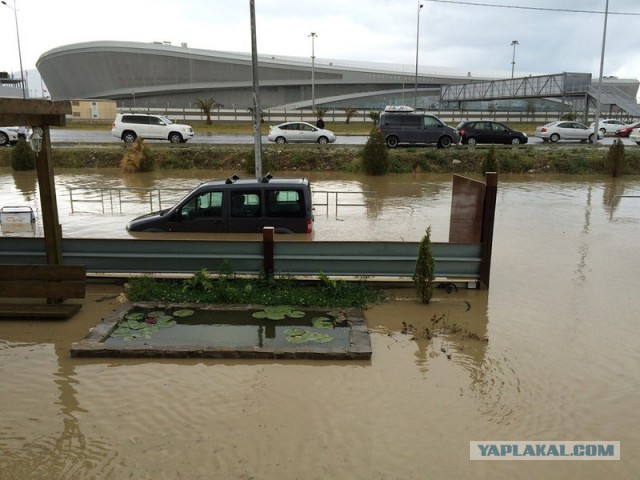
252, 311, 267, 319
287, 310, 306, 318
173, 309, 195, 317
312, 317, 333, 329
284, 328, 306, 337
125, 312, 145, 321
146, 311, 166, 318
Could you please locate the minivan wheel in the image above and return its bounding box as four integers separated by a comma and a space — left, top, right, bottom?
317, 136, 329, 144
511, 137, 521, 145
275, 136, 287, 144
467, 137, 477, 146
437, 136, 453, 148
122, 131, 137, 143
169, 132, 183, 144
386, 136, 399, 148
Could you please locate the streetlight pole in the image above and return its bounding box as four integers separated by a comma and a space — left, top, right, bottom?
510, 40, 519, 79
414, 1, 423, 109
309, 32, 317, 111
593, 0, 609, 144
2, 0, 26, 98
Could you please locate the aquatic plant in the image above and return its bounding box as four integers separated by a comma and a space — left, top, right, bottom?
283, 328, 334, 344
110, 311, 179, 341
252, 306, 306, 320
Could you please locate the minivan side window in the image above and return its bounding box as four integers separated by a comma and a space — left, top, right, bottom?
231, 191, 261, 218
266, 190, 304, 217
383, 115, 421, 127
180, 191, 223, 219
423, 116, 443, 128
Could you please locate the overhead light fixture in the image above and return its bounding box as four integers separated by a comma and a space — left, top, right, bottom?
29, 127, 43, 153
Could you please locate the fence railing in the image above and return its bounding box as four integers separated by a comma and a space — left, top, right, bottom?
68, 187, 373, 216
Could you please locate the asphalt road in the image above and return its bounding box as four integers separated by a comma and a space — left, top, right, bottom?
47, 129, 639, 147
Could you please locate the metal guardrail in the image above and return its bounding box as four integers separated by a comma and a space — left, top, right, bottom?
0, 237, 482, 282
68, 187, 373, 216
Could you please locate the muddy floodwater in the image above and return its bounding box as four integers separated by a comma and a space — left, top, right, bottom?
1, 168, 639, 479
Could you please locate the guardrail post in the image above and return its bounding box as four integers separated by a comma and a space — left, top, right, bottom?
480, 172, 498, 289
263, 227, 274, 278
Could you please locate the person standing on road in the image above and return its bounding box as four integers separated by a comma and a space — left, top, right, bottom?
316, 118, 325, 129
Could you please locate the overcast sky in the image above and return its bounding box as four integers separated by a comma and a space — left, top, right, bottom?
2, 0, 639, 98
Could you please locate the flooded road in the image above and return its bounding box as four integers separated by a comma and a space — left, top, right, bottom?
1, 168, 639, 479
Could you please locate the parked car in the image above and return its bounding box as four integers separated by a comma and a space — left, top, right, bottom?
127, 175, 314, 234
378, 106, 459, 148
0, 126, 20, 146
111, 113, 194, 143
615, 121, 640, 138
629, 128, 640, 145
267, 122, 336, 144
588, 118, 628, 135
534, 121, 601, 143
456, 120, 528, 146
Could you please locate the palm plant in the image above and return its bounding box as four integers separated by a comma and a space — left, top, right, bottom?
193, 97, 217, 125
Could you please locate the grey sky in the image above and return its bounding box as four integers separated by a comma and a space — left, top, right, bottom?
2, 0, 639, 97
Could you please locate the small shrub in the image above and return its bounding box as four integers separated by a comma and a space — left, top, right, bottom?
481, 144, 498, 175
11, 139, 36, 171
361, 128, 389, 175
605, 138, 626, 177
120, 138, 155, 173
413, 226, 436, 304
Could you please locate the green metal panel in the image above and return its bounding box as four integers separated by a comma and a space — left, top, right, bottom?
0, 238, 481, 279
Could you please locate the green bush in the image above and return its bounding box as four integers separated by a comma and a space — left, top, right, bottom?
120, 138, 155, 173
11, 139, 36, 171
413, 226, 436, 304
605, 139, 626, 177
481, 144, 498, 175
361, 128, 389, 175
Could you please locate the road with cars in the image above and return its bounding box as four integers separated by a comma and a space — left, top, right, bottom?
46, 129, 639, 147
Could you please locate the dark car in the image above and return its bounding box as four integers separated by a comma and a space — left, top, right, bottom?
127, 175, 314, 234
378, 107, 459, 149
456, 121, 528, 146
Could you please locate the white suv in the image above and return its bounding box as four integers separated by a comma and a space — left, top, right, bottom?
111, 113, 194, 143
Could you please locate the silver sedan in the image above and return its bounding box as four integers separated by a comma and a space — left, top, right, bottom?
534, 121, 602, 143
267, 122, 336, 144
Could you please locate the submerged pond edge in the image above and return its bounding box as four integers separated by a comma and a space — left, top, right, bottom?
70, 301, 372, 360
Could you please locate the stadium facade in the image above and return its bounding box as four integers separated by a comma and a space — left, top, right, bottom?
36, 40, 639, 114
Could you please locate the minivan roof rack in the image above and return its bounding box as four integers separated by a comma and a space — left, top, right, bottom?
384, 105, 414, 113
261, 172, 273, 183
225, 174, 240, 184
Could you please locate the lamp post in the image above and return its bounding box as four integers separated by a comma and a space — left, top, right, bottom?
510, 40, 519, 79
309, 32, 317, 111
1, 0, 26, 99
414, 1, 423, 109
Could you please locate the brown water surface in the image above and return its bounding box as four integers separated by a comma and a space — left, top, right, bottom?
1, 168, 639, 479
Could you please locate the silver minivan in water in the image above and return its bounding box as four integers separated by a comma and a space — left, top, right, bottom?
127, 175, 314, 234
378, 106, 459, 148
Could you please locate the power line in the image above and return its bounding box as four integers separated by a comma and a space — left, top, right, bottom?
425, 0, 640, 16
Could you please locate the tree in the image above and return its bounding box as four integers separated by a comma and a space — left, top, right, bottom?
343, 107, 358, 124
368, 111, 381, 126
11, 139, 36, 171
525, 100, 537, 120
194, 97, 217, 125
315, 107, 328, 120
413, 226, 436, 304
605, 138, 626, 177
120, 137, 155, 173
481, 144, 498, 175
361, 128, 389, 175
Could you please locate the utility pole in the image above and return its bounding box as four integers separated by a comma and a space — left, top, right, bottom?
249, 0, 262, 179
309, 32, 317, 110
414, 1, 423, 109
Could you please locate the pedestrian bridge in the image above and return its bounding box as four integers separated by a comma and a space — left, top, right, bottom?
440, 72, 640, 117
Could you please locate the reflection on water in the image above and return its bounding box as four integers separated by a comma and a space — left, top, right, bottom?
1, 169, 640, 478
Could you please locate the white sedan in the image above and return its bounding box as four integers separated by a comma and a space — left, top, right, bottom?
0, 126, 19, 146
534, 121, 602, 143
589, 118, 628, 135
629, 128, 640, 145
267, 122, 336, 144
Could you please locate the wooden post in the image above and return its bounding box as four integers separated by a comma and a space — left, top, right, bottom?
35, 125, 64, 265
263, 227, 274, 278
479, 172, 497, 289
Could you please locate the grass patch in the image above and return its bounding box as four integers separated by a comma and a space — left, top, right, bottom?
125, 269, 385, 309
